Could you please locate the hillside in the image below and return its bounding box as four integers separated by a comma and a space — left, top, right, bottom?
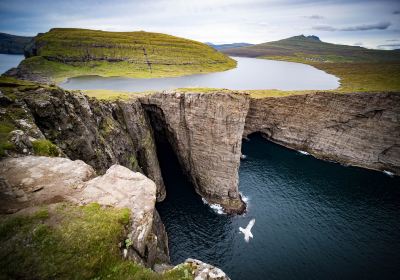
205, 42, 253, 51
222, 35, 400, 62
0, 33, 33, 54
222, 35, 400, 92
9, 28, 236, 82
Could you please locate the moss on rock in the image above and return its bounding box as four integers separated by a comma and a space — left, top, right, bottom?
0, 203, 193, 280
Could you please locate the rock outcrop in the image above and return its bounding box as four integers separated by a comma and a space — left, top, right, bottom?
79, 164, 169, 267
0, 156, 95, 213
0, 156, 169, 268
141, 91, 250, 213
1, 83, 165, 200
245, 91, 400, 175
183, 259, 230, 280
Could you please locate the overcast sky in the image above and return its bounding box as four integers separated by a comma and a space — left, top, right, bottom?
0, 0, 399, 49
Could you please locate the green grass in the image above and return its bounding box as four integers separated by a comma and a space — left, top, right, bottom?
18, 28, 236, 82
0, 203, 193, 280
83, 89, 154, 100
221, 35, 400, 94
223, 35, 400, 62
311, 62, 400, 92
32, 139, 60, 157
0, 120, 15, 157
259, 56, 400, 92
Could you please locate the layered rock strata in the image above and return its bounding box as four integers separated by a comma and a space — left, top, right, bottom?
245, 91, 400, 175
141, 91, 250, 213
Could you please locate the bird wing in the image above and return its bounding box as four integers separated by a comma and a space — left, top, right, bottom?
246, 219, 255, 231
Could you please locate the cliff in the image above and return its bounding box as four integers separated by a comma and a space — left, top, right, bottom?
245, 91, 400, 175
0, 32, 33, 54
0, 79, 166, 201
5, 28, 236, 83
141, 91, 249, 213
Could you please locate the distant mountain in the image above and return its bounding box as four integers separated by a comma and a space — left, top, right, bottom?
222, 35, 400, 62
0, 33, 33, 54
206, 42, 254, 51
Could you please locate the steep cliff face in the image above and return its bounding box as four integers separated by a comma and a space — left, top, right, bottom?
141, 91, 250, 213
244, 91, 400, 175
0, 82, 165, 200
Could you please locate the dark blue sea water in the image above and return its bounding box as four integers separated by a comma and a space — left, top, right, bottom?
156, 134, 400, 280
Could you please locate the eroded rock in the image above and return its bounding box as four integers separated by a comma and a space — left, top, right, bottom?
141, 91, 249, 213
245, 91, 400, 175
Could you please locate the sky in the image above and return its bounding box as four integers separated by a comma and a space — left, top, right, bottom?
0, 0, 399, 49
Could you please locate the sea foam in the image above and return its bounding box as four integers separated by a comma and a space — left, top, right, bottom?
202, 198, 225, 215
383, 170, 394, 177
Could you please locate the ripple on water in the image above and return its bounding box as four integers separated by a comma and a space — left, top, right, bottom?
157, 134, 400, 280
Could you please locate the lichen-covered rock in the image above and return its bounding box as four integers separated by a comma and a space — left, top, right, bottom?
141, 91, 249, 213
245, 91, 400, 175
183, 258, 230, 280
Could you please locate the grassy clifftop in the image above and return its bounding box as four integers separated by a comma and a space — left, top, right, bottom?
14, 28, 236, 82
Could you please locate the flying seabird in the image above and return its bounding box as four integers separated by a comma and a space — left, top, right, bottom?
239, 218, 255, 242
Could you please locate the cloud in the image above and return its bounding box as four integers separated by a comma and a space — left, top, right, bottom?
313, 21, 391, 32
353, 42, 363, 46
377, 43, 400, 49
304, 14, 324, 20
393, 10, 400, 14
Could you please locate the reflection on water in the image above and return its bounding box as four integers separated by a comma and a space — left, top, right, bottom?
60, 57, 339, 91
157, 134, 400, 280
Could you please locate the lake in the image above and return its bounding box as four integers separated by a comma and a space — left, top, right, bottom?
156, 133, 400, 280
0, 54, 24, 74
60, 57, 340, 91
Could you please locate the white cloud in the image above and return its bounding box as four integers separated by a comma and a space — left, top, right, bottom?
0, 0, 399, 48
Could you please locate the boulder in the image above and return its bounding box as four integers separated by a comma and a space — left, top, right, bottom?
0, 156, 96, 213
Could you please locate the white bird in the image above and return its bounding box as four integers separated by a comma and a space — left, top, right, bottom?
239, 219, 255, 242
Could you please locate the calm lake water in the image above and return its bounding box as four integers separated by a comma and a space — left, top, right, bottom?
156, 134, 400, 280
0, 54, 24, 74
60, 57, 339, 91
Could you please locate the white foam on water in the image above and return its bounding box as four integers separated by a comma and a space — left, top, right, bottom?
240, 192, 250, 204
383, 170, 394, 177
298, 150, 310, 155
202, 198, 225, 215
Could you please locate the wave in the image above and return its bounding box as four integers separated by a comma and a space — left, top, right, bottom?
202, 198, 225, 215
383, 170, 394, 177
298, 150, 310, 155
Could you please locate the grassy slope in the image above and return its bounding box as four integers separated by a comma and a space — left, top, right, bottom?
19, 28, 236, 82
222, 35, 400, 95
0, 203, 192, 280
